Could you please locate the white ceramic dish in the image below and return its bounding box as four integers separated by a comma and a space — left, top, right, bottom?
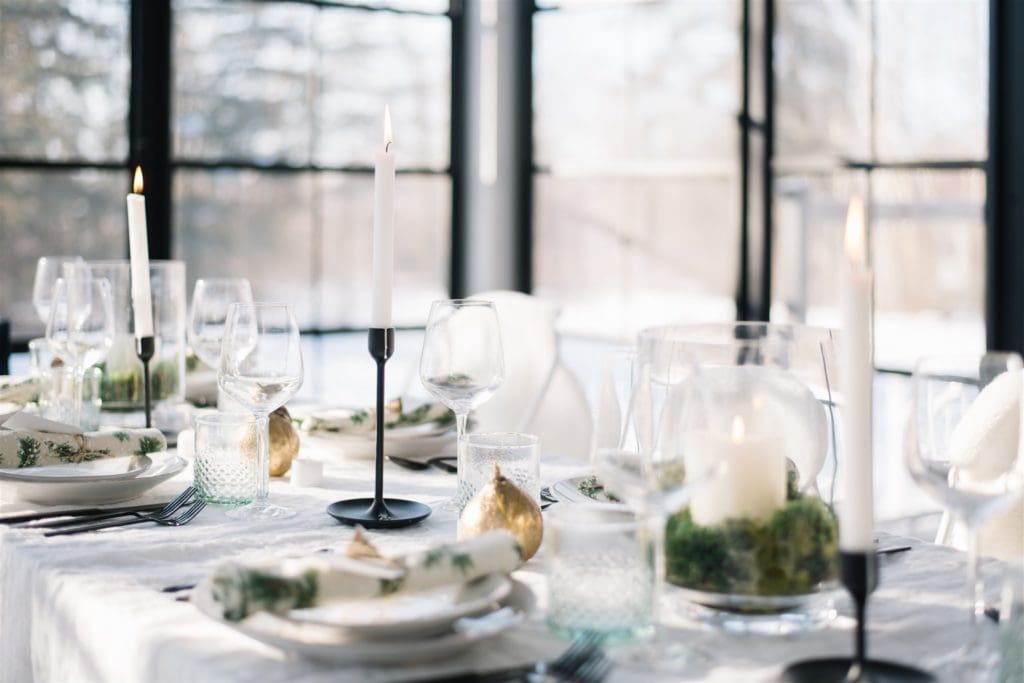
0, 455, 151, 484
288, 572, 511, 639
192, 575, 533, 666
302, 430, 456, 460
0, 453, 188, 505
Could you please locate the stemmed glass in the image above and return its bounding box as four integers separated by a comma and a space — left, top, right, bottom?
45, 275, 114, 427
218, 302, 304, 520
908, 352, 1024, 664
591, 354, 710, 671
419, 299, 505, 509
33, 256, 84, 327
189, 278, 254, 408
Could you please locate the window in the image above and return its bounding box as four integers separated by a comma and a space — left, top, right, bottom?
532, 0, 742, 337
771, 0, 989, 370
0, 0, 454, 342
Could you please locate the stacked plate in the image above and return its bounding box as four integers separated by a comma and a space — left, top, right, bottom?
294, 406, 457, 460
192, 573, 533, 665
0, 453, 187, 505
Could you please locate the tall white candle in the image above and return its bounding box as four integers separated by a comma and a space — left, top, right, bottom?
126, 166, 154, 339
838, 196, 874, 552
371, 106, 396, 329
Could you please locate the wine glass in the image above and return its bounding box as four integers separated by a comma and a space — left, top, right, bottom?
33, 256, 84, 326
419, 299, 505, 509
189, 278, 254, 409
189, 278, 254, 368
908, 352, 1024, 664
591, 354, 711, 671
45, 275, 114, 427
218, 302, 304, 520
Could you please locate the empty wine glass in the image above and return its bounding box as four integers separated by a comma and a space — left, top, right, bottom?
909, 352, 1024, 665
189, 278, 254, 369
33, 256, 84, 326
45, 275, 114, 427
219, 302, 304, 520
419, 299, 505, 509
189, 278, 254, 410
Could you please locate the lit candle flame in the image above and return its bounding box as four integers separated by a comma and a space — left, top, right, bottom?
383, 105, 393, 153
133, 166, 144, 194
731, 416, 745, 444
844, 195, 866, 267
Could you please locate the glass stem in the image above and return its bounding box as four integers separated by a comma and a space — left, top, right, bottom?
455, 411, 468, 499
71, 362, 83, 428
254, 412, 270, 506
966, 524, 984, 627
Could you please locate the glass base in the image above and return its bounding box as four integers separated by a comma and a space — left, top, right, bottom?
610, 629, 712, 676
225, 500, 296, 520
682, 596, 837, 635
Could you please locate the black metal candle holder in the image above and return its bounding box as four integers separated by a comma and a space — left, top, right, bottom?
136, 335, 154, 429
782, 552, 934, 682
327, 328, 432, 529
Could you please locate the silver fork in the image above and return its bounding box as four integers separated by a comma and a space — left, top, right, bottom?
45, 498, 205, 537
28, 487, 197, 529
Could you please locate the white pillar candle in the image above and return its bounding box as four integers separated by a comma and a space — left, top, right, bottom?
291, 458, 323, 488
838, 196, 875, 552
126, 166, 154, 339
370, 106, 396, 329
684, 416, 786, 526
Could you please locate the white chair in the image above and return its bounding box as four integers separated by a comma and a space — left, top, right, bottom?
469, 290, 592, 460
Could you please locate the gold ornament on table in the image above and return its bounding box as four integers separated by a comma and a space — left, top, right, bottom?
458, 465, 543, 560
260, 405, 301, 476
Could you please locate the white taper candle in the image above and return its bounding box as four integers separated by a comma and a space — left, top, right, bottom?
126, 166, 154, 339
370, 106, 396, 329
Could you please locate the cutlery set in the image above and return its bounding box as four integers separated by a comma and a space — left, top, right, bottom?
0, 486, 206, 535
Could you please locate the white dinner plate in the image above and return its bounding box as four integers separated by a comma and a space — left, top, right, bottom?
551, 476, 625, 506
0, 455, 151, 484
302, 430, 456, 460
0, 453, 188, 505
192, 575, 533, 666
0, 401, 22, 423
288, 572, 511, 639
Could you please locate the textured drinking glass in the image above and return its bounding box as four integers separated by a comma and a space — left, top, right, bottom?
546, 505, 655, 642
218, 302, 303, 520
194, 413, 259, 505
419, 299, 505, 509
464, 432, 540, 503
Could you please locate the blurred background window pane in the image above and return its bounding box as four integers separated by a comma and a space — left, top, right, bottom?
533, 0, 741, 337
0, 169, 127, 338
172, 1, 452, 329
772, 0, 988, 371
0, 0, 129, 161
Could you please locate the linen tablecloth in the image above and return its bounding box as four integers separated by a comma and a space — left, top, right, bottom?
0, 440, 1010, 683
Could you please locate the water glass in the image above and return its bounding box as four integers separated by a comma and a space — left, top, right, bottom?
194, 413, 259, 506
464, 432, 540, 503
546, 505, 655, 641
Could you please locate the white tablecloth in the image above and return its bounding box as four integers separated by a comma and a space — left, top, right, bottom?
0, 440, 1010, 683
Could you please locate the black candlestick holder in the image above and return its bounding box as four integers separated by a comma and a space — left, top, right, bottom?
327, 328, 432, 529
782, 551, 934, 682
136, 336, 154, 429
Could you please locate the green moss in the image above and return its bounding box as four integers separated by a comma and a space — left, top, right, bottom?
95, 360, 180, 404
664, 494, 838, 597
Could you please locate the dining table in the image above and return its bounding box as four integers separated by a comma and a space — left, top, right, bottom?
0, 427, 1012, 683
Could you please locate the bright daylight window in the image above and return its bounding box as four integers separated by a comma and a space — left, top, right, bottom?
0, 0, 452, 341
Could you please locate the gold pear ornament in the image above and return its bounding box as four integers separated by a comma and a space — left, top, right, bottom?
268, 405, 301, 476
458, 465, 543, 560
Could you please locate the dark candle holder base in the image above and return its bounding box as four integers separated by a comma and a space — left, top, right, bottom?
782, 552, 934, 683
136, 336, 154, 429
328, 328, 432, 530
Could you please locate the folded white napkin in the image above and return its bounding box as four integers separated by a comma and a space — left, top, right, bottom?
0, 412, 166, 469
210, 530, 523, 621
